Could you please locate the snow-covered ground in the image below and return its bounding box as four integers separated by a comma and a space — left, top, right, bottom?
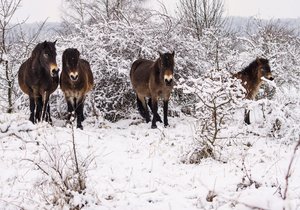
0, 111, 299, 210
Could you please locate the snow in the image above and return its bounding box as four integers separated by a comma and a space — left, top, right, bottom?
1, 4, 300, 209
0, 109, 299, 210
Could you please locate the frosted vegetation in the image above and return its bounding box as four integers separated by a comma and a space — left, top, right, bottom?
0, 0, 299, 209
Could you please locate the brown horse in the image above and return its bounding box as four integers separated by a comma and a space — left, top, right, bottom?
18, 41, 59, 124
233, 57, 274, 124
130, 51, 175, 129
60, 48, 94, 129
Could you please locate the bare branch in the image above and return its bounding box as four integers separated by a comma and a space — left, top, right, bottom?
283, 136, 300, 200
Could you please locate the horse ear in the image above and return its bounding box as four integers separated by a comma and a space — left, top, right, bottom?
76, 48, 80, 57
256, 57, 261, 65
53, 40, 57, 45
172, 51, 175, 57
158, 51, 163, 58
43, 41, 47, 47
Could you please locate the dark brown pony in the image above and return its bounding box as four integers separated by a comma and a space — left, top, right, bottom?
130, 51, 175, 129
18, 41, 59, 124
60, 48, 94, 129
233, 57, 274, 124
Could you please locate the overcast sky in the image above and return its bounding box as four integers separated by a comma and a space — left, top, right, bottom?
12, 0, 300, 23
225, 0, 300, 19
13, 0, 62, 23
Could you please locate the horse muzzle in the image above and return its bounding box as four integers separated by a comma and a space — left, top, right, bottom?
264, 72, 274, 81
51, 68, 59, 77
165, 79, 173, 86
264, 75, 274, 81
69, 72, 79, 81
268, 77, 274, 81
164, 75, 173, 86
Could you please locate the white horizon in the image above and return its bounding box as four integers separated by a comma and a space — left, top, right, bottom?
11, 0, 300, 24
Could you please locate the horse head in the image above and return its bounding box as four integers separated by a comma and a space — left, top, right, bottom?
158, 51, 175, 86
257, 57, 274, 81
33, 40, 59, 78
62, 48, 80, 81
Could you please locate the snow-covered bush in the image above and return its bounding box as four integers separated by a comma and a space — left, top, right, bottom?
249, 86, 300, 142
180, 69, 245, 163
55, 21, 228, 121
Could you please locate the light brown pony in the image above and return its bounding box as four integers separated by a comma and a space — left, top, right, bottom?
18, 41, 59, 124
233, 57, 274, 124
60, 48, 94, 129
130, 51, 175, 129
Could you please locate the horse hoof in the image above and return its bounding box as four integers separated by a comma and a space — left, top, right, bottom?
151, 124, 157, 129
244, 120, 250, 125
156, 115, 162, 123
46, 118, 53, 125
164, 123, 169, 128
77, 124, 83, 130
29, 119, 34, 124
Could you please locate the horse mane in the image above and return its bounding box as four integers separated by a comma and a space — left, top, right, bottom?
160, 52, 175, 68
154, 57, 162, 73
31, 43, 42, 58
62, 48, 80, 70
154, 52, 174, 72
30, 42, 44, 69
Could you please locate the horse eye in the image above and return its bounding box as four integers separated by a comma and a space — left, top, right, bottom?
44, 53, 49, 58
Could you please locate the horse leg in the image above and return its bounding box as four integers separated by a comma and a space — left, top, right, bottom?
66, 98, 74, 123
163, 100, 169, 127
151, 97, 159, 129
45, 104, 52, 125
79, 102, 85, 122
244, 109, 250, 125
78, 96, 86, 122
41, 92, 50, 122
136, 94, 150, 123
148, 98, 162, 123
42, 91, 52, 124
29, 96, 35, 123
75, 98, 84, 129
35, 97, 43, 123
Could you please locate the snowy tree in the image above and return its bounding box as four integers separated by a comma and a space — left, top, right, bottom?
177, 0, 225, 39
0, 0, 22, 113
60, 0, 149, 34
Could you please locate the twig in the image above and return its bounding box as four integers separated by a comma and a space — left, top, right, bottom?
0, 198, 25, 210
71, 120, 85, 191
230, 199, 269, 210
283, 136, 300, 200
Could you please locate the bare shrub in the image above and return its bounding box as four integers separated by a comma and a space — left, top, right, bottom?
27, 122, 97, 209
